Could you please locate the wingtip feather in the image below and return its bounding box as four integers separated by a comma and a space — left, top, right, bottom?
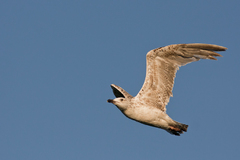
185, 43, 227, 51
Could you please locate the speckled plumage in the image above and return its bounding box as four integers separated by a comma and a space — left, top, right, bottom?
107, 43, 227, 136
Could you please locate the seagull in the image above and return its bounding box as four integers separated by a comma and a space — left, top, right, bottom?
107, 43, 227, 136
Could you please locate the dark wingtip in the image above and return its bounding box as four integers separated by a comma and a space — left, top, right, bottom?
110, 84, 125, 98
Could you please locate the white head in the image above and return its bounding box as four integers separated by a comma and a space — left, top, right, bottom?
107, 97, 129, 111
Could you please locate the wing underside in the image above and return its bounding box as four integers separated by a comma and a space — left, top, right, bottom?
135, 43, 227, 112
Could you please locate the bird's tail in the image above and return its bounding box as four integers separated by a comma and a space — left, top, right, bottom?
168, 121, 188, 136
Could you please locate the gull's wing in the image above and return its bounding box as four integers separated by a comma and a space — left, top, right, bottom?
110, 84, 133, 99
135, 43, 227, 112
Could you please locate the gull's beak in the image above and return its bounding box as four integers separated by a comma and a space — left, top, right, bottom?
107, 99, 114, 103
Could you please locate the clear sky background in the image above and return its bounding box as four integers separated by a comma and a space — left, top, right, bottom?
1, 1, 239, 160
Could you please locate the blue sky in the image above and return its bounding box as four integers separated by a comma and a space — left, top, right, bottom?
1, 0, 239, 159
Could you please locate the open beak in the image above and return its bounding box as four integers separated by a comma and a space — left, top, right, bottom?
107, 99, 114, 103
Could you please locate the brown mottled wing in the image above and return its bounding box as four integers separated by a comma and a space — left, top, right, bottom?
135, 43, 227, 112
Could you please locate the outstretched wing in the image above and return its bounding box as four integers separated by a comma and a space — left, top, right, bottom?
135, 43, 227, 112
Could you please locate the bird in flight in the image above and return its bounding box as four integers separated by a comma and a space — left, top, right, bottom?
107, 43, 227, 136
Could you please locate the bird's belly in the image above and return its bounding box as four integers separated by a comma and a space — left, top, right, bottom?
123, 106, 169, 128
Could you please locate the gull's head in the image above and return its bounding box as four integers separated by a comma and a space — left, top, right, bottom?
107, 97, 129, 111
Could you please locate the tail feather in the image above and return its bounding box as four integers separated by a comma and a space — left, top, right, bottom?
168, 121, 188, 136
